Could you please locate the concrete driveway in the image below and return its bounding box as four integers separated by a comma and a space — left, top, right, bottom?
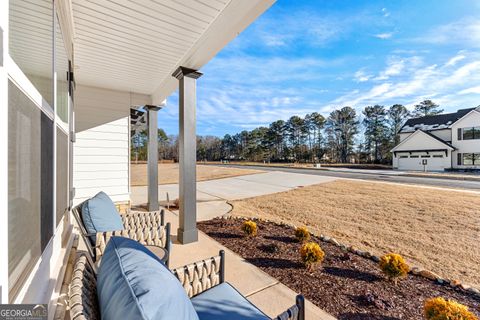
131, 171, 337, 220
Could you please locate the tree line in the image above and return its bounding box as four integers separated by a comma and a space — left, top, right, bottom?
131, 100, 443, 164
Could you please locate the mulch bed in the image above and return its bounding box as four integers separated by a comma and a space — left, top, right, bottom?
198, 218, 480, 320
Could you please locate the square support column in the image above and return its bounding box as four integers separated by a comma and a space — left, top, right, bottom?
146, 105, 161, 212
173, 67, 202, 244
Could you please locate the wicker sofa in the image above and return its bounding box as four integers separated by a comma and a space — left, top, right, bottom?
68, 249, 305, 320
72, 203, 171, 266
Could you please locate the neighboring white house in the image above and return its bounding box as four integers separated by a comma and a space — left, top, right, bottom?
392, 107, 480, 171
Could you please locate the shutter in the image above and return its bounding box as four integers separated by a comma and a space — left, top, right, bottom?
457, 153, 462, 165
458, 128, 462, 140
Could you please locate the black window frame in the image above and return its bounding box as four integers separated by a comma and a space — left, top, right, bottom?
462, 153, 480, 165
462, 127, 480, 140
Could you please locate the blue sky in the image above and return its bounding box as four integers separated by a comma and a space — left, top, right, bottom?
160, 0, 480, 137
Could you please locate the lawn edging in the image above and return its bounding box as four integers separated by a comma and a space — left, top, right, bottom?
223, 214, 480, 297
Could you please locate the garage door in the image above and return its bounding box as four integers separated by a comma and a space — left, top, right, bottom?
398, 155, 445, 171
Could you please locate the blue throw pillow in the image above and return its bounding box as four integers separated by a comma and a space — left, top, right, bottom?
97, 237, 199, 320
81, 191, 124, 245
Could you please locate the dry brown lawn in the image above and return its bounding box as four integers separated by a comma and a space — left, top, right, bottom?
230, 180, 480, 286
131, 163, 263, 186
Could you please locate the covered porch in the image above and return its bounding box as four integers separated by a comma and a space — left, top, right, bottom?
70, 0, 276, 245
1, 0, 336, 318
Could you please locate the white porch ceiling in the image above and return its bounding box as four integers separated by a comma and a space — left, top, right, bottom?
72, 0, 275, 105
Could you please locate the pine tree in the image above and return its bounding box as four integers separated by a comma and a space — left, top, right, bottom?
326, 107, 359, 163
413, 100, 443, 117
363, 105, 388, 162
388, 104, 409, 146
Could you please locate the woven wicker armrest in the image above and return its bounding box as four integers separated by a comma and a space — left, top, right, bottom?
69, 253, 100, 320
274, 295, 305, 320
121, 209, 165, 229
95, 223, 171, 264
172, 250, 225, 298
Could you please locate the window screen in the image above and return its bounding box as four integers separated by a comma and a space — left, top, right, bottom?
8, 81, 48, 300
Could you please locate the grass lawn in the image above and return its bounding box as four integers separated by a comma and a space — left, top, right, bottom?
131, 163, 263, 186
230, 180, 480, 286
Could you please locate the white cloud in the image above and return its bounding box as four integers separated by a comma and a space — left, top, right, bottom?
445, 54, 466, 67
416, 18, 480, 47
459, 86, 480, 95
328, 52, 480, 112
375, 32, 393, 39
354, 69, 371, 82
381, 8, 390, 18
373, 56, 422, 80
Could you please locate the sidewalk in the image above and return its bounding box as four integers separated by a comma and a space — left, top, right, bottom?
131, 171, 337, 221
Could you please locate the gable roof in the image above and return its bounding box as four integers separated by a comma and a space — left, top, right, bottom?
400, 108, 475, 132
391, 129, 455, 152
420, 130, 455, 149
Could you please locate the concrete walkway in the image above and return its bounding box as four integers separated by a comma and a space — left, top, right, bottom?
131, 171, 337, 220
131, 171, 338, 319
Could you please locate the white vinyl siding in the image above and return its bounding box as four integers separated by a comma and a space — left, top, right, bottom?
451, 111, 480, 169
428, 129, 451, 142
72, 85, 150, 205
73, 118, 130, 205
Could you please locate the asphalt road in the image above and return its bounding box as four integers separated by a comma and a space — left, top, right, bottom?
216, 164, 480, 191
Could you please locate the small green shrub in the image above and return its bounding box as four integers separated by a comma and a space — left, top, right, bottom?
241, 220, 257, 237
379, 253, 410, 284
424, 297, 478, 320
294, 227, 311, 243
300, 242, 325, 271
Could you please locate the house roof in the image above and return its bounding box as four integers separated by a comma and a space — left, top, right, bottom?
391, 129, 455, 152
400, 108, 475, 132
420, 130, 455, 149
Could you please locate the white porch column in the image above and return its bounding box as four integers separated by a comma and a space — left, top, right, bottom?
146, 105, 161, 211
172, 66, 202, 244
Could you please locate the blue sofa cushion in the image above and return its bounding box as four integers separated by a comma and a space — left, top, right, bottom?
81, 191, 124, 245
191, 283, 270, 320
97, 237, 199, 320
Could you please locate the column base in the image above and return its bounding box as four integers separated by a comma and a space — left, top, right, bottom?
147, 202, 159, 212
177, 228, 198, 244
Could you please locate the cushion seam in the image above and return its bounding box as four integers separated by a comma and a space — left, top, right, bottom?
110, 238, 149, 320
84, 201, 98, 233
194, 283, 270, 319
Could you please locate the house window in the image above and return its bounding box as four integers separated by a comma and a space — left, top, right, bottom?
463, 153, 480, 165
421, 155, 431, 158
8, 81, 52, 301
9, 0, 54, 107
410, 155, 419, 158
433, 155, 443, 158
462, 127, 480, 140
399, 155, 408, 159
